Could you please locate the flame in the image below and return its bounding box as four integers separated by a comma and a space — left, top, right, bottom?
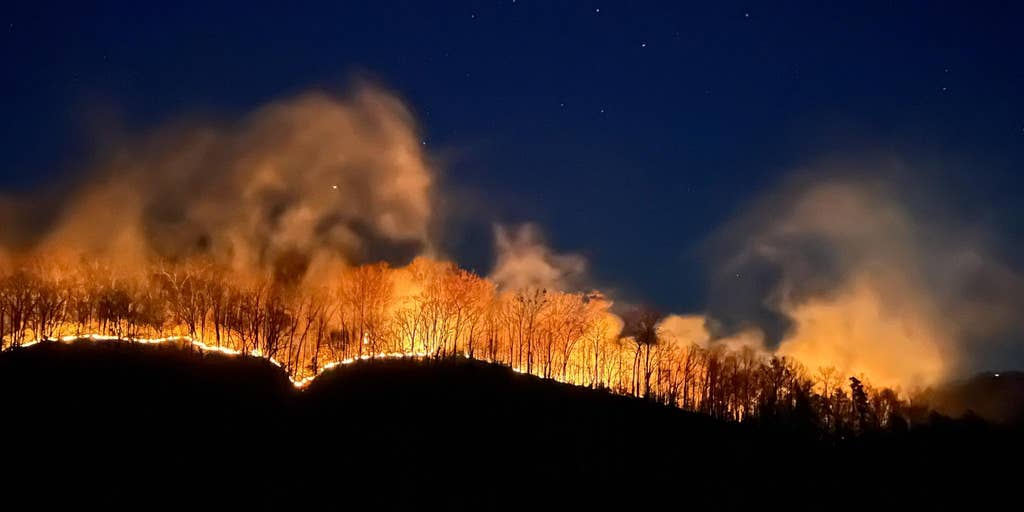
14, 333, 600, 392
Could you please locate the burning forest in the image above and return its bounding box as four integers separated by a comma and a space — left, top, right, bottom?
1, 84, 1022, 435
0, 240, 941, 433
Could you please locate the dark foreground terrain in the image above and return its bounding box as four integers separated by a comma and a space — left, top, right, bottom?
1, 341, 1020, 508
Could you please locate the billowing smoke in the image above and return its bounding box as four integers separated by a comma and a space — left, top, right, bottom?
489, 223, 587, 291
695, 168, 1024, 389
659, 314, 766, 354
0, 85, 436, 283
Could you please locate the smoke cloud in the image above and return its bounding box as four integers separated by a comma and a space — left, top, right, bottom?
699, 167, 1024, 389
659, 314, 767, 354
1, 85, 436, 283
489, 223, 587, 292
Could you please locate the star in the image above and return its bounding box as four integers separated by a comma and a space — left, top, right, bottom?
744, 12, 750, 18
332, 185, 338, 190
595, 8, 600, 14
641, 42, 647, 48
600, 108, 605, 114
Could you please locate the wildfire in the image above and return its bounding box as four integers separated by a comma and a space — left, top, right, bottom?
0, 253, 929, 430
0, 84, 1006, 433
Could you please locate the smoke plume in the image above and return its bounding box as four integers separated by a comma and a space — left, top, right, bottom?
0, 85, 436, 283
697, 167, 1024, 389
489, 223, 587, 292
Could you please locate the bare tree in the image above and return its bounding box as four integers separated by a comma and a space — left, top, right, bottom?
621, 306, 662, 398
337, 263, 393, 357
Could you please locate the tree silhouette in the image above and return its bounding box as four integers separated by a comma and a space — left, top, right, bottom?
850, 376, 873, 433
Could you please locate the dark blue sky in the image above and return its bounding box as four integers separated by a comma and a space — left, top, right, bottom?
3, 1, 1023, 311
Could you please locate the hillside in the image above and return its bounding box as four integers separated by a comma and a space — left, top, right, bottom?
919, 371, 1024, 424
0, 340, 1019, 507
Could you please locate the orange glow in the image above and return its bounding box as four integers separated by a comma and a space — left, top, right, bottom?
0, 255, 938, 431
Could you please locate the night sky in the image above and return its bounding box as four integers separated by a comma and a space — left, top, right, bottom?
3, 1, 1023, 312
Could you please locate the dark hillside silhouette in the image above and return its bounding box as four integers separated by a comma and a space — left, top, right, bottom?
1, 340, 1020, 507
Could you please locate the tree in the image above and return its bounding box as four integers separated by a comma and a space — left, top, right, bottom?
621, 306, 662, 398
337, 263, 393, 357
507, 288, 547, 374
29, 263, 69, 341
849, 376, 874, 433
583, 310, 615, 389
1, 270, 37, 346
815, 366, 841, 432
154, 263, 205, 340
